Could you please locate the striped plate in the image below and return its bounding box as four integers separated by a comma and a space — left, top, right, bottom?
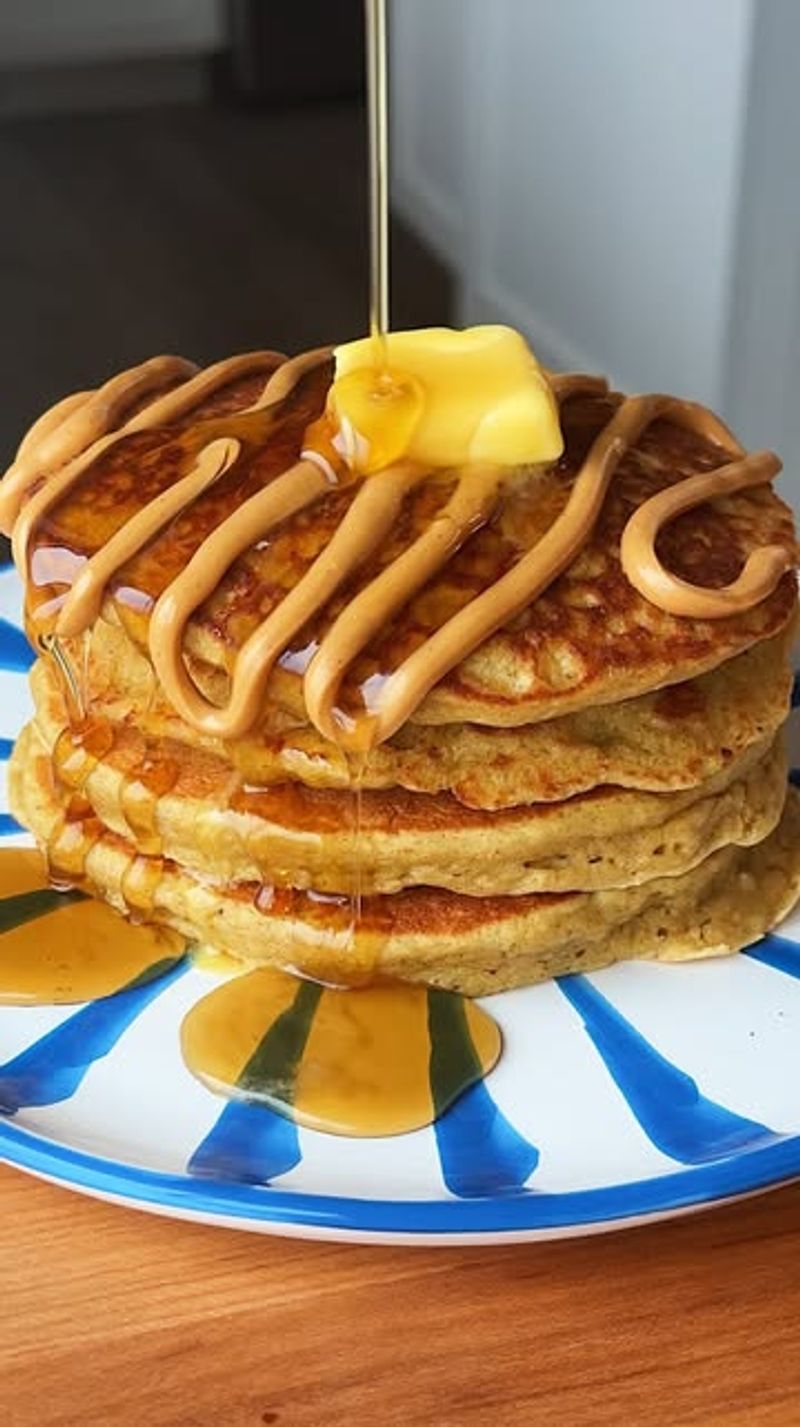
0, 562, 799, 1244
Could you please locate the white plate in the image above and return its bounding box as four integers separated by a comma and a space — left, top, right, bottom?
1, 563, 799, 1245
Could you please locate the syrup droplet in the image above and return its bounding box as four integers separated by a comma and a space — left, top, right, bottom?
330, 366, 424, 473
119, 753, 179, 856
120, 852, 165, 923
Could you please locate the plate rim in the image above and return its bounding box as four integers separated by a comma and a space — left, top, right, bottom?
3, 1116, 800, 1240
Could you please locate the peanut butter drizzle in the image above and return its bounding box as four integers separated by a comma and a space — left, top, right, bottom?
3, 353, 791, 754
0, 355, 197, 536
56, 436, 242, 638
547, 371, 610, 400
2, 350, 286, 558
620, 450, 787, 615
304, 392, 788, 750
149, 456, 422, 738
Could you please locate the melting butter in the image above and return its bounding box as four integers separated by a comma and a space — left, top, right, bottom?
329, 325, 564, 473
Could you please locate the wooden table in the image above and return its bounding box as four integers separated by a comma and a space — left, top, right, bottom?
2, 1166, 800, 1426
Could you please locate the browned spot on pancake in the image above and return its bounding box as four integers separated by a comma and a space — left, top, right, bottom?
654, 683, 707, 719
122, 369, 279, 431
238, 876, 577, 936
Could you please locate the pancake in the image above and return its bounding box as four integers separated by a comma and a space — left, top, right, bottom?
10, 730, 800, 994
24, 665, 789, 894
7, 345, 799, 996
22, 354, 798, 731
79, 617, 794, 808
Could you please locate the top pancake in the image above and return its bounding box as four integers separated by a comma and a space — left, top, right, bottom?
24, 353, 798, 730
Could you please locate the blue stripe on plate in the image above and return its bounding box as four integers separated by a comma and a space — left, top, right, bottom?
745, 935, 800, 979
0, 957, 188, 1114
189, 977, 321, 1183
0, 813, 22, 837
0, 738, 14, 761
558, 975, 779, 1164
3, 1118, 800, 1234
0, 620, 33, 673
433, 1081, 539, 1197
189, 1101, 301, 1184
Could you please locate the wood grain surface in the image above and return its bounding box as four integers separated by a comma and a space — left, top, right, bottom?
2, 1166, 800, 1426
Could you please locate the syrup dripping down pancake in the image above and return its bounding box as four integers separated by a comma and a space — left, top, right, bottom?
5, 347, 798, 996
9, 727, 800, 996
25, 658, 790, 896
72, 617, 794, 808
21, 356, 797, 731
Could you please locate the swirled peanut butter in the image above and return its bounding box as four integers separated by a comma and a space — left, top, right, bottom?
2, 333, 792, 753
620, 451, 789, 615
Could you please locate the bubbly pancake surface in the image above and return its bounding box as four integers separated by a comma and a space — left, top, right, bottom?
24, 360, 798, 729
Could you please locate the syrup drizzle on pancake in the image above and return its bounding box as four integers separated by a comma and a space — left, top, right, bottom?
2, 352, 790, 757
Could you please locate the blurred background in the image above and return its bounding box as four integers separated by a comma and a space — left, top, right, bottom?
0, 0, 797, 511
0, 0, 451, 460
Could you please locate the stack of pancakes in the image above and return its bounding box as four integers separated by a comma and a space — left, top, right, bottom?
8, 353, 800, 993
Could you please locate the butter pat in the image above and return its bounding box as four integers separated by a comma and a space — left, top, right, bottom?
330, 325, 563, 472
